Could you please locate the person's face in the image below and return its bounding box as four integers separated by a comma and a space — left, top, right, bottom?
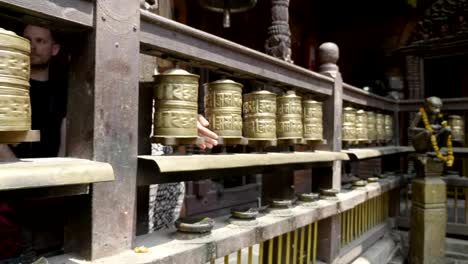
23, 25, 60, 67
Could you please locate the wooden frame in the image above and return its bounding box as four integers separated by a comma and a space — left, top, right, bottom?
0, 1, 419, 263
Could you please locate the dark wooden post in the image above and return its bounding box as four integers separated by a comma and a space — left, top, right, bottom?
316, 42, 342, 264
90, 0, 140, 259
265, 0, 293, 63
66, 0, 140, 260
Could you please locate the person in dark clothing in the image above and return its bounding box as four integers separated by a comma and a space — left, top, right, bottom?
0, 24, 67, 260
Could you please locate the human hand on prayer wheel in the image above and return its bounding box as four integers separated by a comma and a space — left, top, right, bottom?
197, 115, 218, 149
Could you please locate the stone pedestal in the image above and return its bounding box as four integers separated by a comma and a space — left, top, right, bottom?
410, 155, 447, 264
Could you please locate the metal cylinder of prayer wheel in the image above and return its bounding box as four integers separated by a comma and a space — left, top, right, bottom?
367, 111, 377, 141
342, 107, 356, 141
355, 109, 368, 141
276, 90, 303, 139
376, 113, 385, 141
384, 114, 393, 141
243, 90, 276, 140
303, 98, 323, 140
0, 28, 30, 81
448, 115, 464, 142
204, 79, 243, 138
0, 28, 31, 131
153, 68, 199, 137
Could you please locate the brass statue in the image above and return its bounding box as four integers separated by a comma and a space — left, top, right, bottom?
409, 96, 454, 167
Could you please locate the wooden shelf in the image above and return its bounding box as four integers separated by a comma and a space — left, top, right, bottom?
139, 11, 334, 96
0, 158, 114, 191
342, 146, 414, 160
138, 151, 349, 185
0, 130, 40, 144
0, 0, 93, 28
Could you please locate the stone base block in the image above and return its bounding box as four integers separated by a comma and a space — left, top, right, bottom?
410, 206, 447, 264
412, 178, 446, 205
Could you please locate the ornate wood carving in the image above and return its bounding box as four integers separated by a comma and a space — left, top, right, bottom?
265, 0, 293, 63
410, 0, 468, 43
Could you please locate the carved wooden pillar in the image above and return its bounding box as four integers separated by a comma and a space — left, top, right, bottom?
265, 0, 293, 63
315, 42, 342, 264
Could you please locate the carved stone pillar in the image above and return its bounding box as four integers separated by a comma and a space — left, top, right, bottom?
409, 155, 447, 264
265, 0, 293, 63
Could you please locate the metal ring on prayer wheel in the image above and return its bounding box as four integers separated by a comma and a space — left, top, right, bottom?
448, 115, 464, 142
302, 98, 323, 140
376, 113, 385, 141
0, 28, 30, 81
384, 115, 393, 141
0, 28, 31, 131
204, 79, 243, 138
243, 90, 276, 140
276, 90, 303, 140
367, 111, 377, 141
342, 107, 356, 141
153, 68, 199, 138
356, 109, 368, 141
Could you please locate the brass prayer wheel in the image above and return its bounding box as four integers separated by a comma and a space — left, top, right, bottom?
376, 113, 385, 141
0, 28, 31, 131
342, 107, 356, 141
367, 111, 377, 141
303, 98, 323, 140
204, 79, 243, 138
448, 115, 464, 142
0, 28, 30, 81
0, 77, 31, 131
384, 114, 393, 141
355, 109, 368, 141
276, 90, 303, 139
153, 68, 199, 138
243, 90, 276, 140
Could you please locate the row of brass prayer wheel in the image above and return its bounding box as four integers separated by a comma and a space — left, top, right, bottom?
0, 28, 31, 131
342, 107, 393, 142
152, 69, 323, 142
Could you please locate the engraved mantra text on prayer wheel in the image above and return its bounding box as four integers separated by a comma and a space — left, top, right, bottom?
276, 90, 303, 139
303, 98, 323, 140
204, 79, 243, 138
0, 28, 31, 131
153, 68, 199, 137
356, 109, 368, 141
342, 107, 356, 141
448, 115, 464, 142
376, 113, 385, 141
243, 90, 277, 140
384, 115, 393, 141
367, 111, 377, 141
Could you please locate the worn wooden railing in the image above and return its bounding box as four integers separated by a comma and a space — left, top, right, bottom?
341, 192, 389, 248
399, 175, 468, 236
0, 1, 411, 263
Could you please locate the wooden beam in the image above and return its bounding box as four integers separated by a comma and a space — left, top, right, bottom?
89, 0, 140, 260
0, 158, 113, 191
398, 98, 468, 112
0, 0, 94, 27
342, 83, 397, 111
139, 11, 334, 96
